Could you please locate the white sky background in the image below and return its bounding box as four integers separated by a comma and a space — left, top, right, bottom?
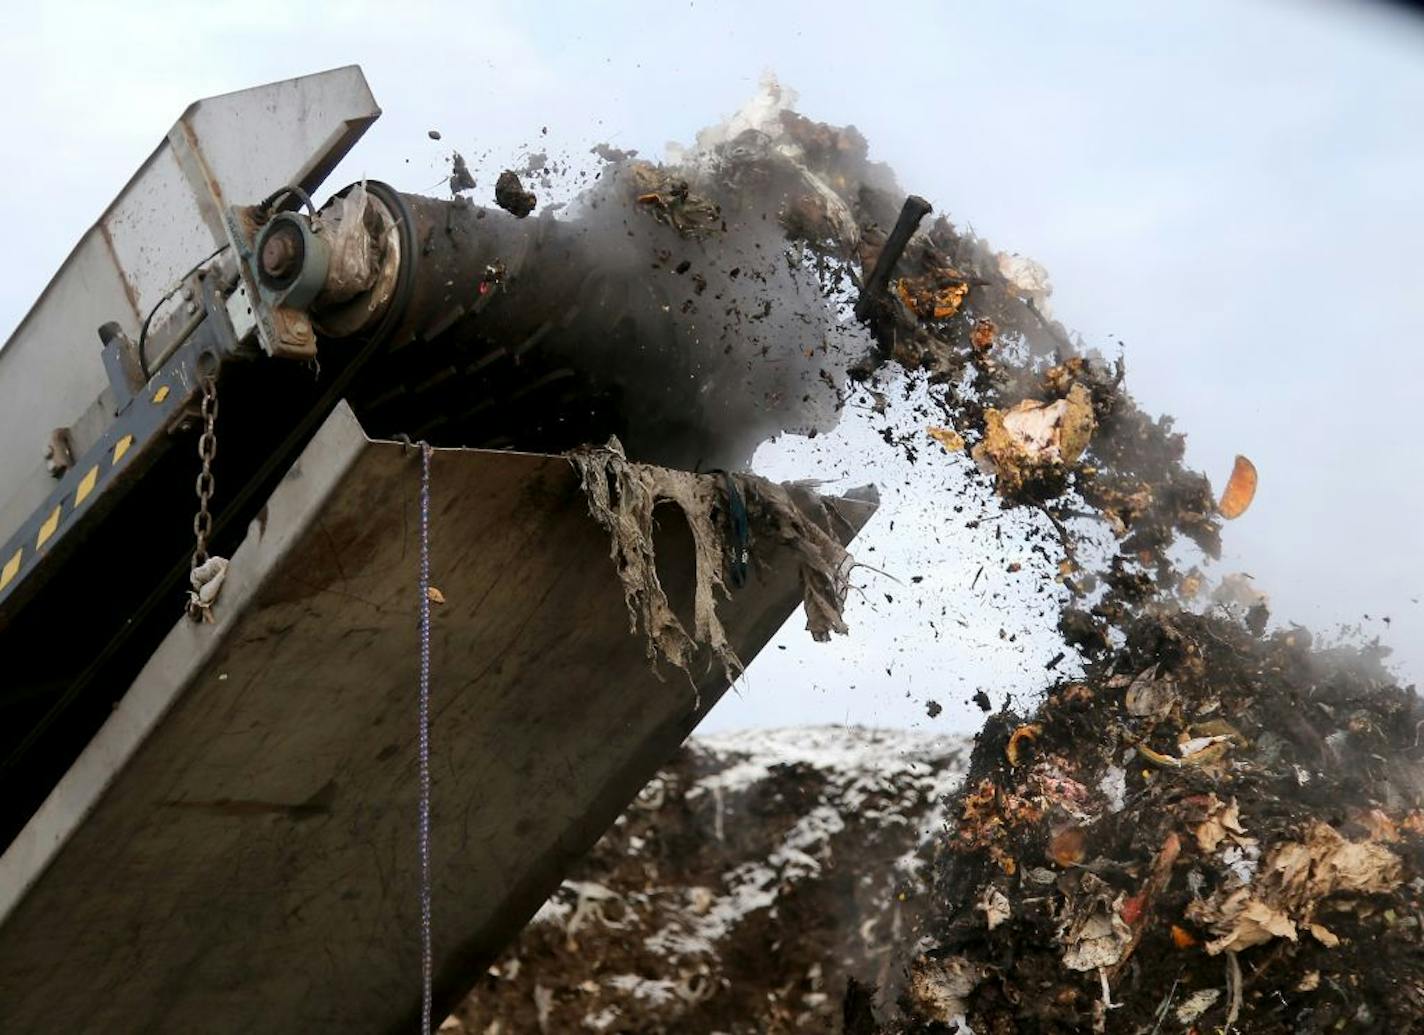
0, 0, 1421, 736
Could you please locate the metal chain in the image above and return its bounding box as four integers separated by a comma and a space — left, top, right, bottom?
418, 442, 434, 1033
193, 375, 219, 568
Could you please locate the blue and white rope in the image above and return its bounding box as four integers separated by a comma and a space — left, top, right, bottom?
418, 442, 434, 1033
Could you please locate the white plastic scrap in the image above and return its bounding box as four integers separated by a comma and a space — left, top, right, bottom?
996, 253, 1053, 311
1061, 876, 1133, 972
1062, 909, 1132, 971
187, 555, 229, 622
907, 955, 981, 1025
977, 886, 1011, 931
312, 182, 379, 304
1175, 988, 1222, 1025
1098, 766, 1127, 813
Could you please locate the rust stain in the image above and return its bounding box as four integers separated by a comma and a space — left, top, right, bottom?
178, 119, 225, 204
97, 221, 142, 324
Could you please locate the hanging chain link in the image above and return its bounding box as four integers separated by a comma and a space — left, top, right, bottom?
418, 442, 434, 1034
192, 374, 219, 568
185, 373, 231, 623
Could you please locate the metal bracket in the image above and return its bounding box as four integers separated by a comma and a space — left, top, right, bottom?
221, 205, 332, 361
98, 322, 146, 411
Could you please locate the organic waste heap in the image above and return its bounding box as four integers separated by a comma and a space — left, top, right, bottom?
445, 728, 968, 1034
877, 613, 1424, 1034
436, 78, 1421, 1033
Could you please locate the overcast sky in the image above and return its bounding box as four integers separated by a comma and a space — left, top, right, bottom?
1, 0, 1420, 735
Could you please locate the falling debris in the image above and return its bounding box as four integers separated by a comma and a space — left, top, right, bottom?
905, 956, 982, 1027
926, 426, 964, 453
1212, 571, 1269, 611
590, 142, 638, 164
1218, 453, 1259, 519
629, 163, 722, 238
428, 129, 442, 141
449, 152, 476, 194
1123, 664, 1176, 718
1049, 826, 1087, 868
493, 170, 536, 217
1175, 988, 1221, 1025
976, 886, 1012, 931
1059, 874, 1132, 972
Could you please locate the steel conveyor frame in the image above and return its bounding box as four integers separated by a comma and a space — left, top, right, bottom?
0, 402, 875, 1033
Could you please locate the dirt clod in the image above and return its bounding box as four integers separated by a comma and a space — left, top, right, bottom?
493, 169, 536, 217
449, 151, 476, 193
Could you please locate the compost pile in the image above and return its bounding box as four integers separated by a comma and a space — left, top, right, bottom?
444, 728, 968, 1034
705, 85, 1424, 1035
872, 613, 1424, 1034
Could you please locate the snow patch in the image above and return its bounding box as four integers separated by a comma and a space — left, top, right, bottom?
606, 974, 681, 1006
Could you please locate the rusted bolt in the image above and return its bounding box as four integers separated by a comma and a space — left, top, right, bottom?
261, 227, 301, 279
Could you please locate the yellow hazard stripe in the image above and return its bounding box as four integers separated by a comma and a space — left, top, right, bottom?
2, 429, 145, 593
75, 465, 99, 507
153, 385, 170, 403
0, 549, 20, 590
36, 506, 61, 549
